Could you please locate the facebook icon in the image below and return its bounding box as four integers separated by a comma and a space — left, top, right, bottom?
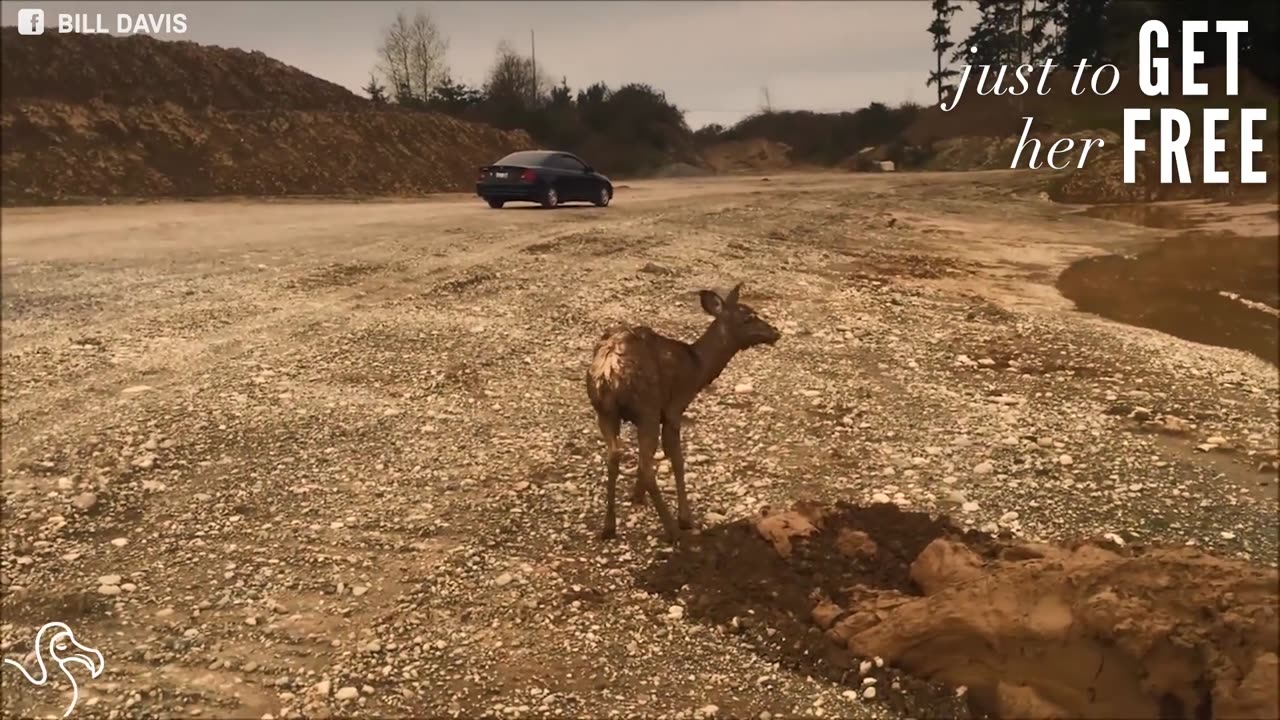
18, 8, 45, 35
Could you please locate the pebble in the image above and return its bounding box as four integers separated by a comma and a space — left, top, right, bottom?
858, 660, 873, 675
97, 585, 122, 596
1058, 454, 1074, 466
973, 461, 994, 475
862, 687, 877, 700
734, 383, 754, 394
335, 687, 359, 701
98, 575, 122, 586
961, 501, 980, 513
668, 605, 685, 620
494, 573, 514, 587
110, 538, 129, 547
696, 705, 719, 719
871, 492, 891, 504
72, 493, 98, 511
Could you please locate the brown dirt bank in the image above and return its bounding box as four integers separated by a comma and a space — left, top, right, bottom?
646, 502, 1280, 720
1, 101, 530, 204
0, 27, 365, 112
1056, 232, 1280, 366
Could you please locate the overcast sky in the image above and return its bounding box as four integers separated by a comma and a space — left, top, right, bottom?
1, 1, 978, 128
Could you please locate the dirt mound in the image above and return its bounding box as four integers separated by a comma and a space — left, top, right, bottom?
0, 29, 531, 203
642, 502, 1280, 720
1046, 120, 1280, 204
701, 138, 793, 173
1, 28, 363, 112
2, 101, 531, 203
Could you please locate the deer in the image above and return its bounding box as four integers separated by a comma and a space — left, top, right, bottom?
585, 283, 781, 543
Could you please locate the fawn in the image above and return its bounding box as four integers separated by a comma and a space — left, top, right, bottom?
585, 283, 781, 542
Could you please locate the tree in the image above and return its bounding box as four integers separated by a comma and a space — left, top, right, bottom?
484, 40, 551, 108
955, 0, 1021, 66
362, 74, 388, 103
927, 0, 962, 106
376, 9, 449, 105
430, 73, 483, 112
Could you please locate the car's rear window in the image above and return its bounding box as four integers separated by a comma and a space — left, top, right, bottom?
497, 151, 554, 166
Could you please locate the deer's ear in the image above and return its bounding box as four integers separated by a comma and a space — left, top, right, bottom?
725, 283, 742, 305
699, 290, 724, 316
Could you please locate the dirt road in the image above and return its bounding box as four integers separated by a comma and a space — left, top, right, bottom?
2, 171, 1277, 719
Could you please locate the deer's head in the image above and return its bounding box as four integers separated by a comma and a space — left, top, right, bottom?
699, 283, 781, 350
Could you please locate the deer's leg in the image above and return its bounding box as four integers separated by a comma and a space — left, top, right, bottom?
598, 413, 623, 540
638, 420, 680, 542
662, 420, 693, 529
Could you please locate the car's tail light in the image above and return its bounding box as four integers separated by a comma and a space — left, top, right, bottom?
520, 168, 537, 183
477, 169, 486, 180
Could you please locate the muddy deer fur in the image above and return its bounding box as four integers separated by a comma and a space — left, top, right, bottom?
585, 283, 781, 542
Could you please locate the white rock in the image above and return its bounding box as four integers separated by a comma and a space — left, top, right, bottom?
668, 605, 685, 620
98, 575, 122, 586
335, 687, 359, 701
999, 511, 1019, 524
858, 660, 873, 675
961, 501, 980, 513
1058, 454, 1074, 466
110, 538, 129, 547
973, 461, 994, 475
313, 680, 331, 697
96, 585, 121, 596
862, 686, 877, 699
734, 383, 754, 394
871, 492, 891, 504
494, 573, 514, 587
1220, 531, 1237, 540
122, 385, 153, 394
696, 705, 719, 719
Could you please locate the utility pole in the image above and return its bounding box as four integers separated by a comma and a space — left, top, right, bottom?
530, 29, 537, 103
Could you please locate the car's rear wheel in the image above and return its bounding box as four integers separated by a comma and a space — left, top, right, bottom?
486, 198, 505, 209
540, 185, 559, 209
593, 185, 611, 207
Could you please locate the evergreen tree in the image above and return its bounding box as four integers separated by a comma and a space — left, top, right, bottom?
361, 74, 388, 103
927, 0, 963, 105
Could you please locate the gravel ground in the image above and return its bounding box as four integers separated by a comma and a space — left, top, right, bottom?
2, 171, 1276, 719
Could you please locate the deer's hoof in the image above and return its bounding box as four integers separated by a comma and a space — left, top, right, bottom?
599, 526, 617, 541
678, 514, 694, 530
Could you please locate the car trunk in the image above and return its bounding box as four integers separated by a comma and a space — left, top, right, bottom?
478, 165, 535, 184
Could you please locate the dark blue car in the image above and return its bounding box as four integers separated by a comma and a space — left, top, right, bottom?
476, 150, 613, 209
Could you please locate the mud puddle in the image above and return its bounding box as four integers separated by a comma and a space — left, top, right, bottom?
1057, 231, 1279, 365
641, 502, 1280, 720
1076, 203, 1196, 229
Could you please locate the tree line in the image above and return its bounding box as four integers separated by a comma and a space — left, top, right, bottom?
927, 0, 1279, 105
360, 9, 696, 176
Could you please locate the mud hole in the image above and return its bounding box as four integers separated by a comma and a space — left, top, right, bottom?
641, 502, 1279, 720
1058, 233, 1279, 365
639, 503, 984, 719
